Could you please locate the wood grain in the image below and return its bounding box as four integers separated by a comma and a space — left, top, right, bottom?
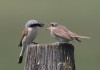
25, 43, 75, 70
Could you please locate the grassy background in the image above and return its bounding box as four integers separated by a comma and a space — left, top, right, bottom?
0, 0, 100, 70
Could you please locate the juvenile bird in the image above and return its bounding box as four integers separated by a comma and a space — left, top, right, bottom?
47, 22, 90, 43
18, 20, 44, 64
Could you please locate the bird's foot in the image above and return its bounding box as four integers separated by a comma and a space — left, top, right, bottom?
62, 42, 69, 44
31, 42, 38, 44
55, 42, 61, 45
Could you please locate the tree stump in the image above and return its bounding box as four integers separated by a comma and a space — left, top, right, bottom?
24, 43, 75, 70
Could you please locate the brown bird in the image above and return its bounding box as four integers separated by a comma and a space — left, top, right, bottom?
47, 22, 90, 43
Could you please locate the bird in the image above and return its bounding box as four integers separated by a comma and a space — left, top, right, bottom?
18, 20, 44, 64
47, 22, 90, 43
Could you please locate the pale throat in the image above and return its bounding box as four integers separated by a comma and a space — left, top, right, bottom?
50, 27, 56, 34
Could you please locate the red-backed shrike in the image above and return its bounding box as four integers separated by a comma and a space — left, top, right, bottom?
18, 20, 44, 64
47, 22, 90, 43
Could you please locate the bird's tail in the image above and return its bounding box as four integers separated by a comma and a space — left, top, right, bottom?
76, 35, 91, 39
18, 44, 27, 64
67, 30, 91, 39
18, 56, 23, 64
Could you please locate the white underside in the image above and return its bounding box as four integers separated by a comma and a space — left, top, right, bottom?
19, 27, 38, 58
22, 27, 38, 44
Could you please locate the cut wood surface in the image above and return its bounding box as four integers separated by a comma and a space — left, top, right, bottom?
25, 43, 75, 70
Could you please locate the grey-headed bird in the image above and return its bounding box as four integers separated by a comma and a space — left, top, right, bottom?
18, 20, 44, 64
47, 22, 90, 43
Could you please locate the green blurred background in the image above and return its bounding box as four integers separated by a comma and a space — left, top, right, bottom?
0, 0, 100, 70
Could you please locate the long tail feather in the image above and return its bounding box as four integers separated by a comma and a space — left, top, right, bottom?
18, 44, 27, 64
76, 35, 91, 39
18, 56, 23, 64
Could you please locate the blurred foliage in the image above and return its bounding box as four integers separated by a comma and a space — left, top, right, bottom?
0, 0, 100, 70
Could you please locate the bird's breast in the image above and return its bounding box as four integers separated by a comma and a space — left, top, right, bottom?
26, 28, 38, 44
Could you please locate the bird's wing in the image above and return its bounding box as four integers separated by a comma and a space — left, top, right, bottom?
57, 25, 79, 38
58, 25, 68, 31
67, 30, 79, 37
57, 25, 90, 39
67, 29, 91, 38
18, 28, 28, 47
52, 28, 71, 40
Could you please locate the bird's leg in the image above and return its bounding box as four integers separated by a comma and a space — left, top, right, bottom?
55, 42, 60, 45
31, 42, 38, 44
66, 42, 69, 44
55, 41, 69, 45
76, 38, 81, 42
62, 42, 69, 44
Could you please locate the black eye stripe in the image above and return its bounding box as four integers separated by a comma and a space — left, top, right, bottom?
52, 24, 54, 26
29, 23, 44, 27
30, 24, 39, 27
51, 24, 55, 27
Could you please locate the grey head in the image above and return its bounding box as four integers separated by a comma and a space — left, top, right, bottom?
25, 20, 44, 28
50, 22, 59, 27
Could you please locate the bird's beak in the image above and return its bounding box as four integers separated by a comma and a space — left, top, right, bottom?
38, 23, 44, 27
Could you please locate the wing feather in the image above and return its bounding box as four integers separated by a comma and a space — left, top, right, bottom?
52, 28, 71, 40
67, 30, 79, 37
18, 28, 28, 47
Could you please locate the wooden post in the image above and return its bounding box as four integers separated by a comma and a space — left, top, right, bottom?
25, 43, 75, 70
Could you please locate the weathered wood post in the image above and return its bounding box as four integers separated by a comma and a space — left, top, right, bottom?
25, 43, 75, 70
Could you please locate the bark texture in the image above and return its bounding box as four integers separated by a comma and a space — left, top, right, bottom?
25, 43, 75, 70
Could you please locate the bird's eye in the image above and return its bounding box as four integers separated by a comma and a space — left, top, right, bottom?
50, 24, 55, 27
51, 24, 54, 26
